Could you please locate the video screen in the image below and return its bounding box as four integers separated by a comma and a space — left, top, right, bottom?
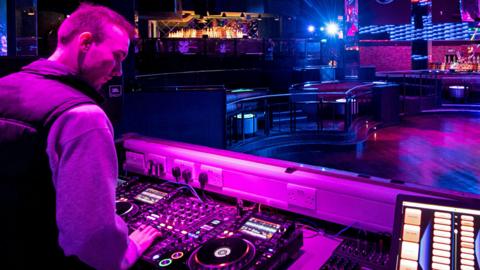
462, 0, 480, 22
239, 217, 280, 239
394, 199, 480, 270
134, 188, 167, 204
0, 0, 6, 56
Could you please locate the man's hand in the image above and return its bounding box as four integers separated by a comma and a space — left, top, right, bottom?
129, 225, 162, 255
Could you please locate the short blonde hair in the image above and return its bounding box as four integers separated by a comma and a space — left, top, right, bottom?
57, 3, 135, 46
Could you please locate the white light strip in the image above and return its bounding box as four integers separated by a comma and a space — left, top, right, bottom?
403, 202, 480, 216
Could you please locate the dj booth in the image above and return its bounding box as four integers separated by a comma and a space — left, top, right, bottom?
119, 135, 480, 270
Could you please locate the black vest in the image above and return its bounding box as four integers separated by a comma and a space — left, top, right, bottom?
0, 60, 103, 269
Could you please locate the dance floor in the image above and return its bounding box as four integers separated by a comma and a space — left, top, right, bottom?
271, 112, 480, 194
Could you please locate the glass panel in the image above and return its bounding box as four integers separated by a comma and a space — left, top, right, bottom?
0, 0, 7, 56
15, 0, 37, 56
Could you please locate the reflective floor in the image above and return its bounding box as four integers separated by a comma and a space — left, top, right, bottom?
270, 112, 480, 194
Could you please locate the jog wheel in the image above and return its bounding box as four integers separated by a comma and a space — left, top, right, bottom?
115, 201, 139, 217
188, 237, 255, 270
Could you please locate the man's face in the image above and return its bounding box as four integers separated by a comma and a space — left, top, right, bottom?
79, 24, 130, 90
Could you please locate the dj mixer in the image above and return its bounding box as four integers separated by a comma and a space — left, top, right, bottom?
116, 177, 303, 269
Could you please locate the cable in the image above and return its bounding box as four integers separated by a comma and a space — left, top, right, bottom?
200, 189, 214, 202
174, 185, 204, 203
331, 222, 358, 238
297, 223, 324, 239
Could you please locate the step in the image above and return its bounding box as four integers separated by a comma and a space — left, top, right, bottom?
272, 116, 308, 123
271, 110, 303, 116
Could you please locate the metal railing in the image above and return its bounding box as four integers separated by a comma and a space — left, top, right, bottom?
226, 82, 376, 145
376, 71, 444, 113
137, 37, 324, 59
378, 69, 480, 112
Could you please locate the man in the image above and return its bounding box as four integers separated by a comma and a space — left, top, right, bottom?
0, 3, 160, 269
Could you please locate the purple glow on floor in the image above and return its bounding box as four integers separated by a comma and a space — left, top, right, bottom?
266, 113, 480, 194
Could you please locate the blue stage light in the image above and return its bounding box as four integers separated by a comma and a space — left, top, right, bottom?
326, 23, 339, 36
307, 25, 315, 33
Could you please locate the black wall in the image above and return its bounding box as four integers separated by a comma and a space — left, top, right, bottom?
359, 0, 411, 26
119, 90, 226, 148
432, 0, 461, 23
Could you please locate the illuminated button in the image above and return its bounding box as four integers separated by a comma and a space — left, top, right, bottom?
433, 249, 451, 258
399, 259, 418, 270
433, 236, 451, 245
461, 253, 475, 260
171, 251, 184, 260
432, 262, 450, 270
401, 242, 419, 261
404, 208, 422, 225
167, 225, 173, 230
461, 215, 474, 221
403, 224, 421, 243
461, 259, 475, 266
434, 218, 451, 226
433, 243, 451, 251
461, 236, 474, 243
432, 256, 450, 265
433, 224, 451, 232
152, 254, 160, 260
462, 220, 474, 226
461, 247, 475, 254
159, 258, 172, 267
160, 223, 166, 227
434, 212, 451, 219
181, 230, 188, 235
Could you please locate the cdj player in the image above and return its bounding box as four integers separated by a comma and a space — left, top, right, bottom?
116, 176, 303, 270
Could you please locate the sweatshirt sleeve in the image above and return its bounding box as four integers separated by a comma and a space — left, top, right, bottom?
46, 104, 139, 270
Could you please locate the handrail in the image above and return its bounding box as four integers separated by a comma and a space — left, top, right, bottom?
228, 82, 377, 106
227, 82, 379, 145
136, 68, 262, 79
137, 85, 226, 91
345, 83, 375, 97
227, 92, 346, 106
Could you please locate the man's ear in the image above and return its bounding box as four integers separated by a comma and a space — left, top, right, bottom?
78, 32, 93, 52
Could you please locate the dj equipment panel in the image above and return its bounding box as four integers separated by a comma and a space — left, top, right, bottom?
321, 238, 391, 270
116, 177, 303, 269
120, 135, 480, 269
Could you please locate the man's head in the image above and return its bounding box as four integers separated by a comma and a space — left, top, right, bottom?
52, 3, 135, 90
